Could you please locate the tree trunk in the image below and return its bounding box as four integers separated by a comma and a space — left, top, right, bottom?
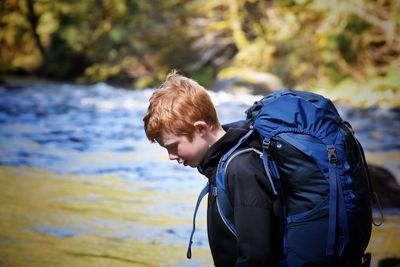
25, 0, 45, 57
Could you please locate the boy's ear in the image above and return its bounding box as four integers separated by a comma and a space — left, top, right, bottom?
193, 121, 210, 136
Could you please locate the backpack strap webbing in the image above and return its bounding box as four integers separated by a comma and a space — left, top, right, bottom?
186, 183, 210, 259
355, 139, 384, 226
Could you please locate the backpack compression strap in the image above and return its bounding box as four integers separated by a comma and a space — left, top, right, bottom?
327, 145, 349, 256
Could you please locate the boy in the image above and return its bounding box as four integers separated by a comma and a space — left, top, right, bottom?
143, 71, 280, 266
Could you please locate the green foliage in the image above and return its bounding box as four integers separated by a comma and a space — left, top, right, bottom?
316, 64, 400, 107
0, 0, 399, 106
191, 67, 216, 88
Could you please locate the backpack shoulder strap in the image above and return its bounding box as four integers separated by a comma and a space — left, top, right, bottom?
214, 146, 264, 236
186, 130, 256, 258
214, 137, 280, 237
215, 130, 254, 189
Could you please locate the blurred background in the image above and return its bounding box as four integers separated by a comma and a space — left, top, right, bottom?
0, 0, 399, 266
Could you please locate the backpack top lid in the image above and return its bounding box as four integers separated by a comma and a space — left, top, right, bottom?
247, 89, 343, 144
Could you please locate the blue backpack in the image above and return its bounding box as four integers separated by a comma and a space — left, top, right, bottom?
187, 89, 383, 265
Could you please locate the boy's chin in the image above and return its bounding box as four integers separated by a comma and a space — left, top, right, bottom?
178, 160, 195, 168
184, 161, 197, 168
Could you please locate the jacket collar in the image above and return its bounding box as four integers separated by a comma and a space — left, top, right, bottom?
198, 127, 249, 179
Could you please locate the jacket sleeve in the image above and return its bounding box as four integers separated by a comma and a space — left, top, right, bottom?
226, 151, 275, 267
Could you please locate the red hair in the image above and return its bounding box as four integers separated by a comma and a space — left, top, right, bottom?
143, 71, 220, 142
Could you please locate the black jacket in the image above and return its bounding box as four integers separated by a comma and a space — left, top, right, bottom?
198, 122, 281, 267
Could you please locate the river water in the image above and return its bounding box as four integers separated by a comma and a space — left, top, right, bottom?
0, 82, 399, 266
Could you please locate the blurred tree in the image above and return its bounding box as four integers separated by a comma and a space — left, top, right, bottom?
0, 0, 41, 72
0, 0, 398, 106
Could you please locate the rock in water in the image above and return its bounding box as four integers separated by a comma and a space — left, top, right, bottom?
368, 164, 400, 209
212, 69, 283, 95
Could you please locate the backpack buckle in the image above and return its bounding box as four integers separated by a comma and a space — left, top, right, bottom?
327, 146, 337, 163
263, 140, 270, 149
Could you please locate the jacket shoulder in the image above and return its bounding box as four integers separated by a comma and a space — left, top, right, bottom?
225, 149, 273, 207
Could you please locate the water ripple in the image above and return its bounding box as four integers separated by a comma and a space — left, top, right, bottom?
0, 83, 398, 178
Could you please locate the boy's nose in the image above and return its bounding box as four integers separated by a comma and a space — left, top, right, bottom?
168, 153, 178, 161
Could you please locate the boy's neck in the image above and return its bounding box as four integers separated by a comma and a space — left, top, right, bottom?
208, 126, 226, 146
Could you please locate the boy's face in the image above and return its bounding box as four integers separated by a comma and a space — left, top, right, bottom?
158, 130, 209, 168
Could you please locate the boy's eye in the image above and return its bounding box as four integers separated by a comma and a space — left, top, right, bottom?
167, 144, 178, 153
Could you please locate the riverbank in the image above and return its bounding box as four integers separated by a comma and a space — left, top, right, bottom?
0, 165, 398, 266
